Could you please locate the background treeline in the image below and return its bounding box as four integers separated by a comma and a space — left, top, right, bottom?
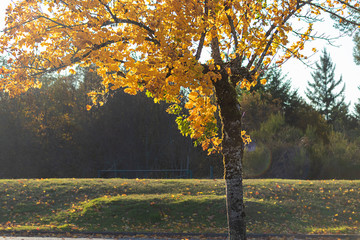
0, 64, 359, 179
0, 66, 216, 178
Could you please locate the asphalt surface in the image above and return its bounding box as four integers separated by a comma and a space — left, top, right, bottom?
1, 237, 218, 240
0, 237, 220, 240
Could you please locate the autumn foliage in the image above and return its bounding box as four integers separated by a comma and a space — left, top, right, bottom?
1, 0, 358, 154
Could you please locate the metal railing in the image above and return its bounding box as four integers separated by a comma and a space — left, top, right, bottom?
97, 169, 193, 179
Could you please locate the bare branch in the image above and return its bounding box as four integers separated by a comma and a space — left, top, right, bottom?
306, 2, 360, 27
277, 43, 318, 70
336, 0, 360, 13
291, 29, 344, 47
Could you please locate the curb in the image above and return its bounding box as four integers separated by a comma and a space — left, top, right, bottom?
0, 230, 359, 239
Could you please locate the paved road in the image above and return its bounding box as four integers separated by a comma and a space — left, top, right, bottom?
1, 237, 185, 240
0, 237, 200, 240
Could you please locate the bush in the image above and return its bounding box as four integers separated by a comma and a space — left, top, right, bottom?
244, 114, 310, 179
318, 131, 360, 179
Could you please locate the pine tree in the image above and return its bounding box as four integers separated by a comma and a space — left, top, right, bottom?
355, 86, 360, 120
263, 68, 302, 109
306, 49, 346, 123
353, 33, 360, 65
355, 103, 360, 120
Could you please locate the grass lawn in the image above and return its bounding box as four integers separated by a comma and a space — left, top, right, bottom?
0, 178, 358, 235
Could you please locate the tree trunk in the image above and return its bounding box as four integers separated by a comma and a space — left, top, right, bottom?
224, 147, 246, 240
214, 72, 246, 240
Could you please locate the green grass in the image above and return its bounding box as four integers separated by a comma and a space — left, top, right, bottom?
0, 178, 359, 234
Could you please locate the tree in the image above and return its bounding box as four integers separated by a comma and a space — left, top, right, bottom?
305, 49, 346, 123
332, 11, 360, 128
262, 67, 305, 125
355, 86, 360, 120
265, 69, 301, 106
354, 33, 360, 65
1, 1, 359, 239
330, 3, 360, 64
0, 66, 210, 178
240, 91, 281, 132
240, 67, 305, 133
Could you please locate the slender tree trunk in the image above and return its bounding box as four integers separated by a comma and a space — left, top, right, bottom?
213, 73, 246, 240
224, 144, 246, 240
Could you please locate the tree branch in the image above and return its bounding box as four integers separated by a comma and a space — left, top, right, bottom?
195, 31, 207, 60
97, 0, 159, 45
101, 19, 159, 45
71, 38, 129, 63
336, 0, 360, 13
20, 37, 129, 78
250, 1, 307, 73
195, 0, 209, 60
98, 0, 118, 23
3, 16, 41, 32
37, 15, 73, 29
278, 42, 317, 70
211, 37, 223, 66
225, 8, 238, 51
306, 2, 360, 27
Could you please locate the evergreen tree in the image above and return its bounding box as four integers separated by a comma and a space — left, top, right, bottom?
305, 49, 346, 123
353, 33, 360, 65
355, 86, 360, 120
263, 68, 302, 109
356, 105, 360, 120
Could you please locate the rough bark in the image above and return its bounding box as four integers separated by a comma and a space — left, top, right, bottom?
213, 70, 246, 240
